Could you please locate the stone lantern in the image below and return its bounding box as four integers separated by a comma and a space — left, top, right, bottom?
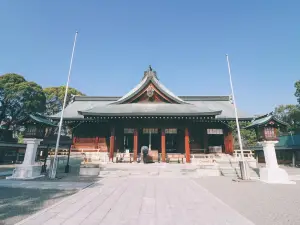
24, 123, 46, 139
7, 113, 56, 180
246, 112, 294, 184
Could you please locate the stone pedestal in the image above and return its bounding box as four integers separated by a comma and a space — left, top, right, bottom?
7, 138, 44, 180
259, 141, 295, 184
79, 164, 101, 176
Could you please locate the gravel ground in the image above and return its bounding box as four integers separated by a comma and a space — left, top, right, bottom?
195, 177, 300, 225
0, 187, 76, 225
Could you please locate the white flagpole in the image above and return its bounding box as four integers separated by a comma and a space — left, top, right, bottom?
49, 31, 79, 179
226, 54, 248, 180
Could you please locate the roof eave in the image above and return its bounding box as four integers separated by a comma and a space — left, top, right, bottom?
17, 114, 57, 127
81, 111, 222, 117
70, 95, 233, 102
273, 117, 289, 126
217, 117, 253, 121
244, 124, 257, 129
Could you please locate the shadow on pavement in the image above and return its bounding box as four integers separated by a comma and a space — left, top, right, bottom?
0, 187, 76, 225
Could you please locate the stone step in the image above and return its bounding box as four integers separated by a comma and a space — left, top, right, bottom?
220, 169, 259, 178
221, 173, 241, 177
220, 169, 240, 173
218, 163, 239, 167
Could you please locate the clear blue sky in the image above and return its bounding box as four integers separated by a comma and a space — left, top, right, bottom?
0, 1, 299, 115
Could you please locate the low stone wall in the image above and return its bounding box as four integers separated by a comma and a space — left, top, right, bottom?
71, 152, 109, 163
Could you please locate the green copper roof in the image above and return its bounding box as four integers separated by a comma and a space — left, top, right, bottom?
0, 124, 8, 130
30, 114, 57, 126
51, 96, 252, 120
51, 68, 252, 120
79, 103, 222, 116
245, 113, 288, 129
20, 113, 57, 126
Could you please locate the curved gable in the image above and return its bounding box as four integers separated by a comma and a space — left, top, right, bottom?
111, 67, 186, 104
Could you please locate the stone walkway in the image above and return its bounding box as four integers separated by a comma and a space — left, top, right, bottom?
17, 177, 255, 225
0, 187, 76, 225
196, 176, 300, 225
0, 180, 93, 190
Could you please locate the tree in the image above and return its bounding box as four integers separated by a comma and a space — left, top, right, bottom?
227, 121, 257, 147
0, 73, 46, 128
294, 81, 300, 104
43, 86, 85, 115
274, 104, 300, 133
269, 81, 300, 134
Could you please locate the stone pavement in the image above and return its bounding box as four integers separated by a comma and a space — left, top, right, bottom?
0, 170, 12, 176
196, 176, 300, 225
17, 177, 255, 225
0, 180, 93, 190
0, 165, 15, 177
0, 187, 76, 225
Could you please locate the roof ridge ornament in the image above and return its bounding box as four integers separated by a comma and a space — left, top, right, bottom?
147, 85, 154, 98
143, 65, 158, 80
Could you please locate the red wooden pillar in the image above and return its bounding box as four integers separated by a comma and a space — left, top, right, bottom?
109, 127, 115, 161
133, 129, 138, 162
185, 128, 191, 163
230, 131, 234, 153
161, 129, 166, 162
224, 130, 234, 154
224, 134, 228, 153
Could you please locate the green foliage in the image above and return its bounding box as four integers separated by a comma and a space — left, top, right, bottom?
270, 81, 300, 134
274, 104, 300, 133
0, 73, 46, 128
17, 133, 24, 143
43, 86, 85, 115
294, 81, 300, 104
227, 121, 257, 147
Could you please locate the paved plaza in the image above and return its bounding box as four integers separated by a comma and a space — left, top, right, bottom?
197, 177, 300, 225
16, 177, 255, 225
1, 163, 300, 225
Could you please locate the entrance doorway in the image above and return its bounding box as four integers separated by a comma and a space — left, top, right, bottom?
208, 134, 224, 153
139, 128, 160, 152
124, 128, 134, 153
165, 128, 179, 153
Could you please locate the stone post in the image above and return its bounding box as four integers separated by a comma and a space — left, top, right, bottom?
7, 138, 44, 180
22, 139, 42, 165
259, 141, 294, 184
292, 151, 296, 167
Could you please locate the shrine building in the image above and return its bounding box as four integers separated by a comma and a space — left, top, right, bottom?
51, 67, 252, 163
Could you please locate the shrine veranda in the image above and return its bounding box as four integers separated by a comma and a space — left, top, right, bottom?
51, 67, 252, 163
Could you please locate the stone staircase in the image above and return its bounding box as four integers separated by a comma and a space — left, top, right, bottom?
99, 163, 200, 178
84, 153, 261, 179
217, 157, 260, 179
218, 161, 241, 178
